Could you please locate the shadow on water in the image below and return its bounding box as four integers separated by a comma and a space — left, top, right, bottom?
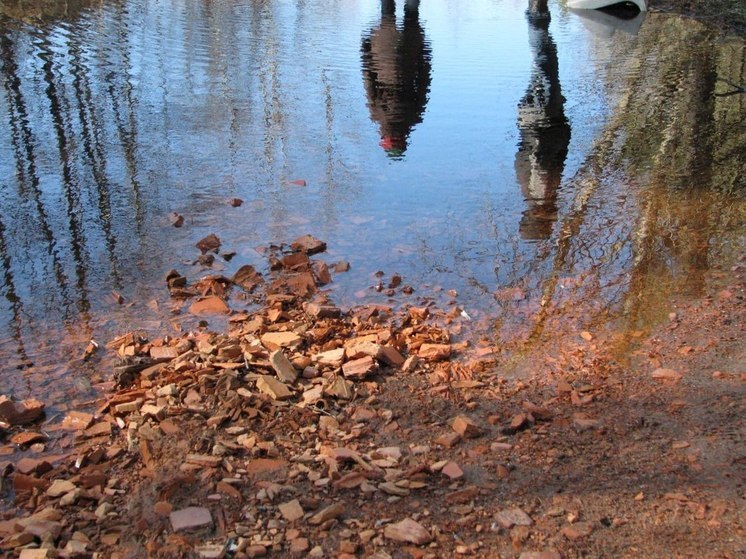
514, 0, 571, 240
361, 0, 432, 158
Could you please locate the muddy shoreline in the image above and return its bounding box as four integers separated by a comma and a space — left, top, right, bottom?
1, 235, 743, 559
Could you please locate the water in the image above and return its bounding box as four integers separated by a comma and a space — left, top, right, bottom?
0, 0, 744, 409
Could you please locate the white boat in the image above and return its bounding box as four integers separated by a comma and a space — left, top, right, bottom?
567, 0, 647, 11
570, 7, 646, 35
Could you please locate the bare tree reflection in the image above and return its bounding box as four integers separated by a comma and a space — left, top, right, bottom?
514, 0, 571, 239
361, 0, 432, 158
41, 47, 92, 314
0, 31, 73, 312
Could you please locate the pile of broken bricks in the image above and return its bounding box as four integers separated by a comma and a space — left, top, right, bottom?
2, 235, 536, 559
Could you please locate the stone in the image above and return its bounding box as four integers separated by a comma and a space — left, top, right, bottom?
190, 296, 230, 315
345, 341, 384, 360
278, 499, 304, 522
196, 543, 226, 559
402, 355, 420, 372
573, 414, 601, 430
84, 421, 113, 438
442, 461, 464, 480
261, 331, 302, 350
245, 545, 267, 557
154, 501, 173, 517
304, 303, 341, 319
451, 415, 483, 438
16, 457, 52, 476
503, 413, 532, 434
519, 552, 561, 559
61, 411, 94, 431
255, 376, 293, 400
245, 458, 288, 477
289, 538, 310, 554
13, 473, 50, 492
651, 368, 682, 382
311, 261, 332, 285
59, 488, 81, 506
11, 432, 47, 446
308, 502, 344, 525
445, 486, 479, 504
186, 454, 223, 467
47, 479, 77, 498
495, 508, 533, 529
291, 235, 327, 255
434, 432, 462, 449
20, 519, 62, 540
95, 502, 113, 521
379, 482, 409, 496
233, 265, 263, 292
269, 350, 298, 383
196, 233, 221, 254
19, 550, 55, 559
418, 343, 451, 361
150, 346, 180, 360
313, 348, 345, 367
378, 346, 405, 367
0, 396, 45, 426
342, 356, 378, 380
333, 472, 366, 489
561, 522, 594, 539
521, 401, 553, 421
324, 377, 353, 399
170, 507, 213, 532
63, 539, 89, 555
383, 518, 432, 545
169, 212, 184, 227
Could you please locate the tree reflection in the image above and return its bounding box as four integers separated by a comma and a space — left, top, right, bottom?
514, 0, 571, 240
361, 0, 432, 158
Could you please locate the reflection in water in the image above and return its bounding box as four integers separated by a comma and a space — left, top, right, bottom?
0, 0, 742, 414
0, 0, 102, 23
571, 7, 646, 37
514, 0, 571, 240
361, 0, 432, 158
497, 12, 745, 356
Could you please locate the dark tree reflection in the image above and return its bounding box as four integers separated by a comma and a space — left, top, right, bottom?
515, 0, 571, 240
361, 0, 432, 158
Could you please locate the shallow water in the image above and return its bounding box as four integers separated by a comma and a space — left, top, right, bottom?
0, 0, 743, 408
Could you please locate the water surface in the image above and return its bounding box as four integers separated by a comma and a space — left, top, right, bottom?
0, 0, 743, 409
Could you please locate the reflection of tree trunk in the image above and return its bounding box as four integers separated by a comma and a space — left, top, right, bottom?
0, 197, 31, 368
69, 37, 121, 287
0, 32, 73, 312
41, 50, 91, 313
108, 1, 144, 232
523, 15, 743, 349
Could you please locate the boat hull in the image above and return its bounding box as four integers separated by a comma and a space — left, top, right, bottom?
567, 0, 647, 11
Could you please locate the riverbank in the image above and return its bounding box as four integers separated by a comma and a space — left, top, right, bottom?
1, 236, 743, 559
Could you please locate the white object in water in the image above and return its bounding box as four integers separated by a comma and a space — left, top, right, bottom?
567, 0, 647, 11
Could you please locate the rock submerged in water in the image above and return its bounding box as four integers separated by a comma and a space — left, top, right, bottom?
0, 396, 45, 426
